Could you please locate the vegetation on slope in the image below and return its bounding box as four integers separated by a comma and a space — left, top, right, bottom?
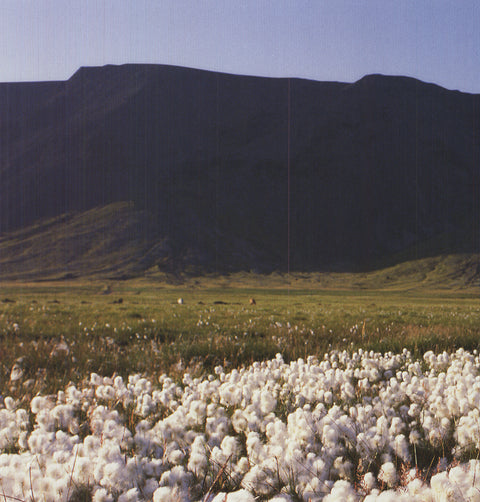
1, 202, 479, 289
1, 281, 479, 403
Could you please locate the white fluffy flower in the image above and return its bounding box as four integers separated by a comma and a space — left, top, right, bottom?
152, 486, 173, 502
211, 490, 256, 501
378, 462, 397, 488
323, 480, 359, 502
6, 350, 480, 501
93, 488, 114, 502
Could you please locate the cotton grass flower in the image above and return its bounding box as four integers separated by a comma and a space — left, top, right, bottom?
6, 349, 480, 500
378, 462, 397, 488
211, 489, 256, 501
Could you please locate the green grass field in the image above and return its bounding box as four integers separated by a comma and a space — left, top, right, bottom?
1, 273, 479, 404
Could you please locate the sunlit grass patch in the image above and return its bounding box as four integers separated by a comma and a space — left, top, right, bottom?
0, 281, 479, 400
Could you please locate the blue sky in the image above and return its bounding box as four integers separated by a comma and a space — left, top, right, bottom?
1, 0, 479, 92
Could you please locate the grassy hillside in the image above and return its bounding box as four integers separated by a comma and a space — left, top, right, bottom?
1, 202, 479, 289
145, 254, 480, 291
0, 202, 161, 280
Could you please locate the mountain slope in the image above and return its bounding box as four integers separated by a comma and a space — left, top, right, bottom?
0, 65, 479, 277
0, 203, 158, 280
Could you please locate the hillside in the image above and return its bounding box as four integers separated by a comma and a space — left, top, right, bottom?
0, 202, 479, 288
0, 65, 479, 277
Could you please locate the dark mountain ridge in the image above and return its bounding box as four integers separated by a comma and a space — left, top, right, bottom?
0, 64, 479, 277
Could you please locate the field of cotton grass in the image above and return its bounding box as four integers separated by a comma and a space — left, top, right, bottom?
1, 281, 480, 501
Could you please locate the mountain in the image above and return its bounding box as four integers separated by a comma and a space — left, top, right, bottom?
0, 64, 479, 279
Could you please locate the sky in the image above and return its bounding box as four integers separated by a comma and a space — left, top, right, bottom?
1, 0, 479, 93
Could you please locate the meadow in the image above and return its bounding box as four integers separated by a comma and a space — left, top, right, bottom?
1, 277, 480, 501
1, 278, 480, 402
